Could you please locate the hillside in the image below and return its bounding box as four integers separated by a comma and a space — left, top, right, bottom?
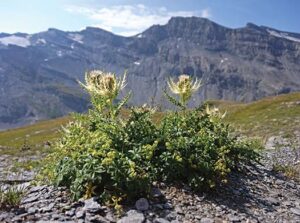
0, 92, 299, 155
213, 92, 300, 139
1, 17, 300, 129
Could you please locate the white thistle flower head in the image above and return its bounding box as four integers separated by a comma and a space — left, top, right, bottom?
135, 103, 157, 114
79, 70, 127, 100
206, 105, 219, 115
167, 74, 201, 104
206, 105, 227, 119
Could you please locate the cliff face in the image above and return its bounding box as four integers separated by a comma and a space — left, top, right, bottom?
1, 17, 300, 129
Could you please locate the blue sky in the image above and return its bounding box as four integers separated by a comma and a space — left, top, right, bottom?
0, 0, 300, 36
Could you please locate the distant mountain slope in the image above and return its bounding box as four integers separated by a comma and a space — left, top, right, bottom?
1, 17, 300, 129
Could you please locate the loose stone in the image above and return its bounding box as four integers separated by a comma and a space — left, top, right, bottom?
135, 198, 150, 211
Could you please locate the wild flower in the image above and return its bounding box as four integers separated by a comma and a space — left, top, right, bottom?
167, 74, 201, 105
79, 70, 127, 100
206, 105, 227, 119
78, 70, 128, 117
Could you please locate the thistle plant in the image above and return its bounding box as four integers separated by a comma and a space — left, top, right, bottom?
79, 70, 128, 117
166, 74, 201, 108
42, 69, 260, 207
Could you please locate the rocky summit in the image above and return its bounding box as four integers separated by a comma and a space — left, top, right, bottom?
1, 17, 300, 129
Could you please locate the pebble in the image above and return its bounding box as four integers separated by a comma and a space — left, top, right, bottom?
21, 194, 40, 204
117, 210, 145, 223
291, 208, 300, 216
152, 187, 164, 198
154, 217, 171, 223
200, 217, 214, 223
265, 197, 280, 206
76, 210, 85, 219
83, 197, 102, 213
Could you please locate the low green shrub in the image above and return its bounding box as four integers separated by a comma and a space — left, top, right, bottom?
155, 109, 259, 189
48, 107, 158, 201
41, 71, 260, 205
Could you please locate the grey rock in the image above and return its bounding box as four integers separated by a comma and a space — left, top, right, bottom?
282, 201, 293, 207
117, 210, 145, 223
153, 204, 164, 210
76, 210, 85, 219
27, 207, 38, 214
21, 194, 40, 204
163, 202, 173, 210
166, 212, 177, 221
50, 213, 61, 220
28, 185, 47, 194
175, 206, 184, 215
41, 202, 55, 212
105, 210, 117, 222
291, 207, 300, 216
265, 197, 280, 206
151, 188, 164, 198
200, 218, 214, 223
0, 213, 10, 221
65, 208, 75, 216
135, 198, 149, 211
228, 214, 241, 222
195, 215, 201, 220
154, 218, 171, 223
85, 212, 110, 223
11, 213, 29, 222
83, 197, 102, 213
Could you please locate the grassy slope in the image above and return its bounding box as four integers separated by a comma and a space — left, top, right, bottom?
0, 92, 299, 155
0, 116, 71, 155
210, 92, 300, 139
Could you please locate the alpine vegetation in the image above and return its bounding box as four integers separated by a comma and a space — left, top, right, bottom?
41, 70, 260, 210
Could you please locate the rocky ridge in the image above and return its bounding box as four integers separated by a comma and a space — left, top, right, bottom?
1, 17, 300, 129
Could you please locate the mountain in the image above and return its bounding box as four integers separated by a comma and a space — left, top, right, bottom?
1, 17, 300, 129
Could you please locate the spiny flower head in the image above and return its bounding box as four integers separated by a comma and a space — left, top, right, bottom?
79, 70, 127, 100
167, 74, 201, 104
206, 104, 227, 119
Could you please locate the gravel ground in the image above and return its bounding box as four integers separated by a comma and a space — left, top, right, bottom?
0, 143, 299, 223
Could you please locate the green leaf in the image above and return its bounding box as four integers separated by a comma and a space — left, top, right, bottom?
163, 90, 186, 110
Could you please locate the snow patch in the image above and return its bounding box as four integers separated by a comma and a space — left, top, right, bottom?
36, 38, 46, 45
220, 58, 228, 64
57, 50, 63, 57
0, 35, 31, 47
267, 29, 300, 43
137, 34, 143, 38
69, 34, 83, 43
44, 58, 49, 62
134, 61, 140, 66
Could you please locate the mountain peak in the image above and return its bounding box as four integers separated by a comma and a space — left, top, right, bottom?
168, 16, 211, 24
83, 26, 113, 34
167, 16, 220, 29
